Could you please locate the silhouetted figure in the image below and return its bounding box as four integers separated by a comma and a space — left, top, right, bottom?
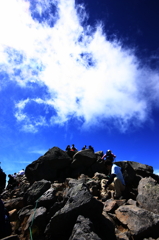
82, 145, 87, 150
7, 174, 18, 190
88, 145, 94, 152
71, 144, 78, 152
102, 150, 116, 162
65, 145, 71, 151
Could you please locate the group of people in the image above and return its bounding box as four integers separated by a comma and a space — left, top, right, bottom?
65, 144, 78, 152
65, 144, 94, 152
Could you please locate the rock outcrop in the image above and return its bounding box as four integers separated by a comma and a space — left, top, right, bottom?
0, 146, 159, 240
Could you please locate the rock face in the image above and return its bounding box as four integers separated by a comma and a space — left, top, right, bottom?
1, 146, 159, 240
136, 177, 159, 214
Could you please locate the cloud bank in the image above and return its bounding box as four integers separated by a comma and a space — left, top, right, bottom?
0, 0, 159, 132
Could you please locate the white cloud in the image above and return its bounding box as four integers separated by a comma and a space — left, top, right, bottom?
0, 0, 159, 132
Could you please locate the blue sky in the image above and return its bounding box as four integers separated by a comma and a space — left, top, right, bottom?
0, 0, 159, 177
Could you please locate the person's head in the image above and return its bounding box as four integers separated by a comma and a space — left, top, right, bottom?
106, 150, 112, 155
104, 160, 113, 170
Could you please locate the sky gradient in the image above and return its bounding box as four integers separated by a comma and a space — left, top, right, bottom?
0, 0, 159, 177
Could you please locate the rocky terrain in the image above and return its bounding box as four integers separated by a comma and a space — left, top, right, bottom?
1, 146, 159, 240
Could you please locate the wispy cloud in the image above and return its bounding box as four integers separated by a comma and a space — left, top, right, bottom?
0, 0, 159, 132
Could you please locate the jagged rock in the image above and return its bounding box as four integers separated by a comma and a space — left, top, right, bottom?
25, 147, 72, 182
69, 215, 102, 240
23, 180, 51, 205
36, 187, 56, 208
4, 197, 24, 211
25, 207, 47, 238
44, 183, 103, 240
136, 177, 159, 214
115, 205, 159, 239
18, 205, 34, 221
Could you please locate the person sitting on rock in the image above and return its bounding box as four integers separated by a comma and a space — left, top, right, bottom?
65, 145, 71, 151
101, 160, 125, 200
82, 145, 87, 150
88, 145, 94, 152
101, 149, 116, 162
71, 144, 78, 152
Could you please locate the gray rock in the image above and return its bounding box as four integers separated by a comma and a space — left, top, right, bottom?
25, 206, 47, 239
36, 187, 56, 208
23, 179, 51, 205
115, 205, 159, 239
69, 215, 102, 240
136, 177, 159, 214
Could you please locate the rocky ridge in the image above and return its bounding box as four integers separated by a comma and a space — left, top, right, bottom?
1, 146, 159, 240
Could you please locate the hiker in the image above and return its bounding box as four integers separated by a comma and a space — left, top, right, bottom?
71, 144, 78, 152
82, 145, 87, 150
6, 174, 18, 190
88, 145, 94, 152
101, 160, 125, 200
101, 149, 116, 162
65, 145, 71, 151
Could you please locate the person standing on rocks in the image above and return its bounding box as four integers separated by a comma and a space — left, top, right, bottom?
101, 160, 125, 200
71, 144, 78, 152
82, 145, 87, 150
88, 145, 94, 152
65, 145, 71, 151
101, 150, 116, 162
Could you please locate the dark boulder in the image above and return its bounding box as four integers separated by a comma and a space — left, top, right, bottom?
25, 147, 72, 182
71, 149, 97, 177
